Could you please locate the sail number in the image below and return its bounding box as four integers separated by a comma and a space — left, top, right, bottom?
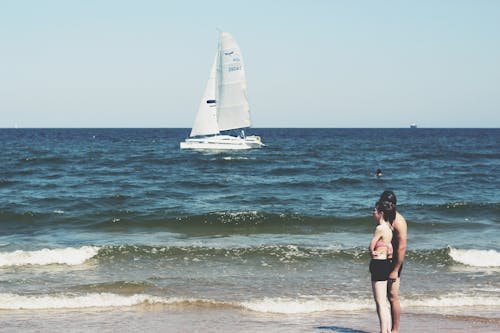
228, 65, 242, 72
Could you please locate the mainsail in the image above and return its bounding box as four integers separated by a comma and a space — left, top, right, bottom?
216, 32, 251, 131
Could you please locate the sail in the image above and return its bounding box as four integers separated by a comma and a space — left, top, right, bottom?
189, 54, 220, 137
181, 32, 264, 149
216, 32, 251, 131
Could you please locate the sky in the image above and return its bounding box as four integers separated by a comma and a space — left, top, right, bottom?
1, 0, 499, 128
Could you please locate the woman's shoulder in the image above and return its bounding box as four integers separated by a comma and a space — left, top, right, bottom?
376, 223, 390, 232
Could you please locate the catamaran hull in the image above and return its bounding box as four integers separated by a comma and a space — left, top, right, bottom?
180, 135, 264, 150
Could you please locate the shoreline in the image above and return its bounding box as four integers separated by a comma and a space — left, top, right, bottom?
1, 307, 499, 333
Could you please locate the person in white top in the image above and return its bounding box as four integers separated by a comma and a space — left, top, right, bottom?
370, 200, 395, 333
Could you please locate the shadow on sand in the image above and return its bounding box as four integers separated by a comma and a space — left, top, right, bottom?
316, 326, 370, 333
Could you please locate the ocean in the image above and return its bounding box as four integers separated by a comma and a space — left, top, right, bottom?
0, 128, 499, 332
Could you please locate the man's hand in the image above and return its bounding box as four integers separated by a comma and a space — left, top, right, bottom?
388, 270, 398, 282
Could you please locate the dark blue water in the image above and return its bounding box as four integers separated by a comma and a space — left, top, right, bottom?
0, 128, 499, 314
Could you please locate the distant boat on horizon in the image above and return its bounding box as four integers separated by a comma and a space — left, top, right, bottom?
410, 123, 417, 129
180, 32, 264, 150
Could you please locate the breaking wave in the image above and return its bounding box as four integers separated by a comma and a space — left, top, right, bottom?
449, 248, 500, 267
0, 246, 100, 267
1, 245, 499, 268
1, 293, 499, 312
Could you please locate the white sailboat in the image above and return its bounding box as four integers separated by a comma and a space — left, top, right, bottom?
180, 32, 264, 150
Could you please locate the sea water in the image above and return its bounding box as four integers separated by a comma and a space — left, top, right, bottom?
0, 128, 498, 330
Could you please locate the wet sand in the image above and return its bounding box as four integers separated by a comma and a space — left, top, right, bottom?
1, 307, 498, 333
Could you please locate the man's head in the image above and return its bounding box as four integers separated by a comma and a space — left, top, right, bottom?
380, 190, 397, 206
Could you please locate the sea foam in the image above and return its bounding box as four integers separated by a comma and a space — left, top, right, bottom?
240, 297, 372, 313
0, 293, 221, 310
0, 293, 159, 310
406, 295, 500, 308
239, 295, 500, 314
0, 246, 100, 267
1, 293, 499, 312
449, 247, 500, 267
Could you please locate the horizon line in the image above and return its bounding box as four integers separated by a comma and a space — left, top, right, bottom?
1, 127, 498, 130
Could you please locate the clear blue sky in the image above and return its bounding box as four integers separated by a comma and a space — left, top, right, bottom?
1, 0, 499, 128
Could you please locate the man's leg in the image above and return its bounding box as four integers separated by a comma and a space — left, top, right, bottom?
388, 278, 401, 333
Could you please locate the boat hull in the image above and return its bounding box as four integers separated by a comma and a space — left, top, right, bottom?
180, 135, 264, 150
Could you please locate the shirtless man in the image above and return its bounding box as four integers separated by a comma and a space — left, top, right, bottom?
379, 191, 407, 333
